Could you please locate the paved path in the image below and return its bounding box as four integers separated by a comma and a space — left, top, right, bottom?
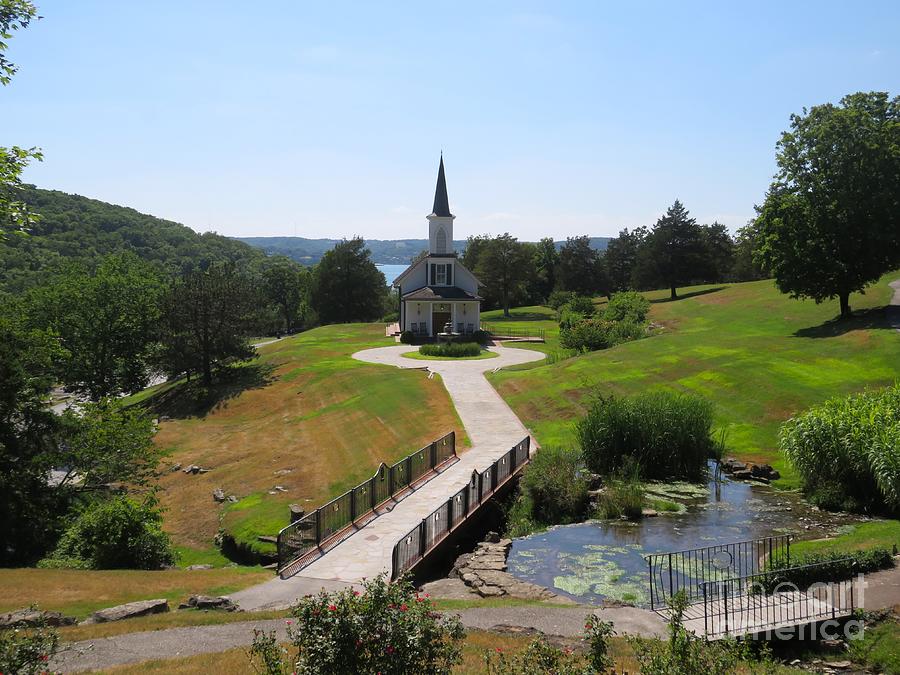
52, 605, 665, 673
889, 279, 900, 331
230, 344, 545, 610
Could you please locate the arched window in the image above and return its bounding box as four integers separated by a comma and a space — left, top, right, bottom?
436, 227, 447, 253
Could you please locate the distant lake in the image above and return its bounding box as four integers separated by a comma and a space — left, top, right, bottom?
376, 264, 408, 285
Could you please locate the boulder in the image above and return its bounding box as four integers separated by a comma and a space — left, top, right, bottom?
186, 564, 213, 570
484, 531, 501, 544
183, 465, 200, 474
170, 463, 182, 472
212, 488, 226, 502
289, 504, 305, 523
730, 469, 753, 480
749, 463, 780, 480
721, 458, 748, 473
0, 609, 76, 628
89, 599, 169, 623
180, 595, 237, 611
641, 508, 659, 517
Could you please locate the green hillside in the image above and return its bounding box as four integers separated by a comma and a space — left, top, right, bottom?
490, 274, 899, 486
1, 187, 265, 294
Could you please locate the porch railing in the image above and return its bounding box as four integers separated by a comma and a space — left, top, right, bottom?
277, 431, 457, 576
480, 322, 545, 341
391, 436, 531, 579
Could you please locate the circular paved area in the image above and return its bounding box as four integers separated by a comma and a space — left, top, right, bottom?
352, 342, 545, 372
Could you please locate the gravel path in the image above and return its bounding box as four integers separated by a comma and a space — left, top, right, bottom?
52, 605, 665, 673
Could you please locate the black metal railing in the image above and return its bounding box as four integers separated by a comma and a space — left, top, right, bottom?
646, 535, 792, 610
391, 436, 530, 579
480, 322, 545, 341
698, 560, 858, 639
277, 431, 457, 576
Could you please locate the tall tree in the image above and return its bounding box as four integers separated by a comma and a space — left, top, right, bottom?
310, 237, 386, 324
700, 222, 735, 283
0, 1, 41, 239
531, 237, 558, 301
731, 220, 767, 282
556, 235, 600, 297
160, 263, 257, 385
605, 228, 644, 292
473, 233, 530, 317
260, 255, 309, 334
26, 253, 163, 400
756, 92, 900, 318
637, 200, 706, 299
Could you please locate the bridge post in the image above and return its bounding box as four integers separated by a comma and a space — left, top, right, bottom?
350, 489, 357, 523
491, 463, 498, 492
724, 581, 729, 634
430, 441, 437, 469
370, 477, 376, 510
315, 509, 322, 546
419, 519, 427, 560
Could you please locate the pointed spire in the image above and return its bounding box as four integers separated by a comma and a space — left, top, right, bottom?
430, 154, 452, 218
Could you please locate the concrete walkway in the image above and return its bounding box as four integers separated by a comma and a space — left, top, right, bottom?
889, 279, 900, 331
52, 605, 665, 673
230, 344, 545, 611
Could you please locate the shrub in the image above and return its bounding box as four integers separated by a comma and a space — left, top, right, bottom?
607, 319, 646, 346
577, 392, 714, 480
39, 495, 175, 570
520, 446, 590, 526
765, 548, 894, 588
595, 467, 644, 520
560, 319, 614, 351
399, 330, 414, 344
247, 574, 464, 675
419, 342, 482, 358
472, 329, 490, 344
0, 614, 59, 675
603, 291, 650, 324
780, 384, 900, 515
547, 290, 577, 310
561, 295, 596, 317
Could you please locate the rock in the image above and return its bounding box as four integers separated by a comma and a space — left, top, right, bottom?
274, 468, 293, 476
587, 488, 605, 498
226, 495, 238, 503
273, 485, 288, 492
829, 661, 852, 670
484, 531, 501, 544
257, 535, 277, 544
183, 595, 237, 611
0, 609, 76, 628
186, 564, 213, 570
587, 473, 603, 490
212, 488, 226, 502
821, 639, 844, 651
170, 463, 182, 472
183, 464, 200, 474
197, 467, 210, 474
419, 578, 480, 600
476, 585, 505, 597
641, 508, 659, 517
721, 458, 747, 473
730, 469, 753, 480
749, 463, 780, 480
289, 504, 305, 523
90, 599, 169, 623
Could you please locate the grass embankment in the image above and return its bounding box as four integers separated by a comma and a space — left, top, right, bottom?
791, 520, 900, 558
491, 275, 899, 487
0, 567, 269, 620
141, 323, 466, 560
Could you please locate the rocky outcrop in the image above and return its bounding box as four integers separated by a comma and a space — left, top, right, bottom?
450, 538, 569, 602
0, 609, 76, 628
84, 599, 169, 624
178, 595, 238, 611
720, 458, 780, 482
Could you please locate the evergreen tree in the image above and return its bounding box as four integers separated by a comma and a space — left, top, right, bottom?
637, 200, 707, 299
473, 233, 530, 317
557, 235, 601, 297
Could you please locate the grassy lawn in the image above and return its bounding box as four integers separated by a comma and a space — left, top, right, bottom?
139, 323, 467, 560
401, 349, 498, 361
791, 520, 900, 558
481, 305, 562, 357
490, 274, 899, 487
0, 567, 270, 620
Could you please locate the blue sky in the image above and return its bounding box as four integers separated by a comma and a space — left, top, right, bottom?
4, 1, 898, 240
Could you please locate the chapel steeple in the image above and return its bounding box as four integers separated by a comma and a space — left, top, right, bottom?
427, 154, 455, 255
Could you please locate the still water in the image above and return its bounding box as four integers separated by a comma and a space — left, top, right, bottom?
506, 468, 864, 606
376, 264, 408, 285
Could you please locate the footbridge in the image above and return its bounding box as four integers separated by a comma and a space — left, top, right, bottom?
231, 343, 544, 611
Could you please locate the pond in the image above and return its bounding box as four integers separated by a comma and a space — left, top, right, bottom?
506, 465, 865, 606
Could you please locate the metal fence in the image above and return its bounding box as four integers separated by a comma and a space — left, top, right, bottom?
697, 560, 858, 639
277, 431, 457, 575
391, 436, 531, 579
480, 322, 545, 341
646, 535, 792, 610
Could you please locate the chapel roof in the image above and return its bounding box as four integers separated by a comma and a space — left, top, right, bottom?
401, 285, 482, 302
429, 155, 453, 218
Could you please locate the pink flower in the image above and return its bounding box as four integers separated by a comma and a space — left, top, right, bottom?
400, 603, 408, 612
495, 648, 503, 653
353, 590, 361, 596
386, 646, 394, 654
328, 604, 337, 611
285, 620, 292, 625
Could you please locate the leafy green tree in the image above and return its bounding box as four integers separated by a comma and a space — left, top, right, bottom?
26, 253, 164, 400
700, 222, 734, 283
636, 200, 707, 299
473, 233, 531, 317
605, 228, 645, 292
310, 237, 386, 324
159, 263, 258, 385
756, 92, 900, 318
531, 237, 558, 301
260, 255, 309, 334
731, 220, 767, 282
556, 235, 601, 296
0, 1, 41, 240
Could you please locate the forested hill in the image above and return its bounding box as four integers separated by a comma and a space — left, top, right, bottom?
1, 187, 265, 294
237, 236, 611, 265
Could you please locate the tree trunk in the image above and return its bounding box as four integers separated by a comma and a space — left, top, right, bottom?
503, 301, 511, 318
670, 284, 678, 300
202, 357, 212, 386
839, 292, 851, 319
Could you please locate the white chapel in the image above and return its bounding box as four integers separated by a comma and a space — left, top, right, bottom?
393, 157, 482, 336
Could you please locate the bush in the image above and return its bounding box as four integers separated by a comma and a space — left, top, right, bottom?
560, 319, 614, 351
595, 465, 644, 520
39, 495, 175, 570
472, 328, 490, 344
0, 615, 60, 675
560, 295, 596, 317
419, 342, 482, 358
399, 330, 415, 344
519, 446, 590, 526
577, 392, 715, 480
248, 574, 464, 675
557, 308, 586, 332
547, 290, 577, 310
607, 319, 646, 346
766, 548, 894, 588
780, 384, 900, 515
603, 291, 650, 324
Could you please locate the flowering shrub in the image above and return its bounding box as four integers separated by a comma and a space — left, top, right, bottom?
0, 615, 60, 675
248, 573, 464, 675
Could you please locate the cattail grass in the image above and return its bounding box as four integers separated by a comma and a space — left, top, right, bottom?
577, 391, 714, 480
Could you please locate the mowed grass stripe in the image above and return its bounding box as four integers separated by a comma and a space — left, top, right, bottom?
490, 275, 899, 486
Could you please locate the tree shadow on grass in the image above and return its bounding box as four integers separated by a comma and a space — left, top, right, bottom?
793, 306, 892, 338
650, 286, 726, 304
142, 362, 277, 419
